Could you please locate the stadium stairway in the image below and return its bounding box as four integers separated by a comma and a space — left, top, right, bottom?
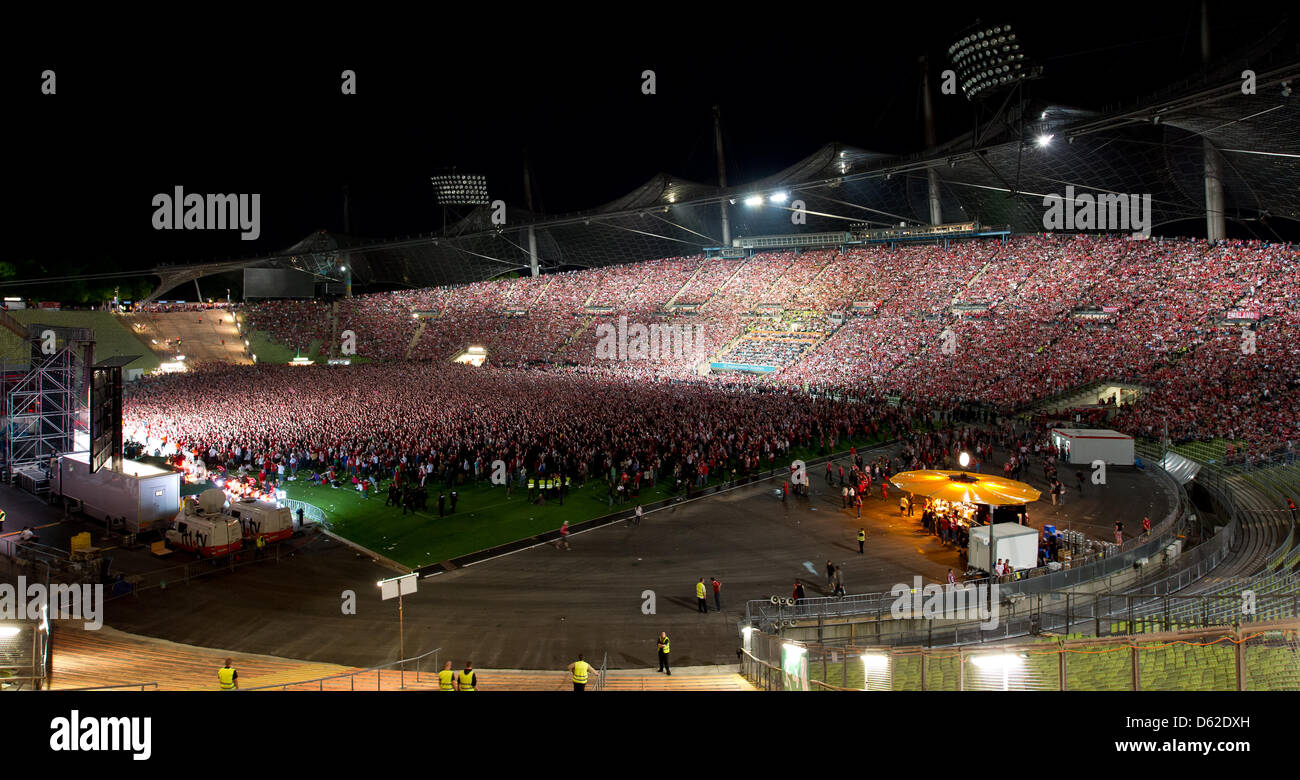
50, 625, 754, 691
663, 259, 706, 308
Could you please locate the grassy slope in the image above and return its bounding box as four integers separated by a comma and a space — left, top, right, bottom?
283, 434, 887, 568
0, 310, 161, 372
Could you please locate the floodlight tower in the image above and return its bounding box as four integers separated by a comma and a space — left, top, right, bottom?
431, 170, 491, 234
946, 22, 1044, 197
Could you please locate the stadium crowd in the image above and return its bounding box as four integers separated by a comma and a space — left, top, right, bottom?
233, 234, 1298, 456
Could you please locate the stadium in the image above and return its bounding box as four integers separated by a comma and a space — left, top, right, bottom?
3, 6, 1299, 723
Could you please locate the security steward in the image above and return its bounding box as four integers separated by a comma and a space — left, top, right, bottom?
857, 528, 866, 554
568, 654, 599, 691
657, 631, 671, 675
457, 661, 478, 691
527, 476, 536, 503
218, 658, 238, 690
437, 661, 457, 691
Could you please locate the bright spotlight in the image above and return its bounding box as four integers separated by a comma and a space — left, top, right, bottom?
1035, 133, 1054, 148
959, 451, 971, 469
769, 192, 788, 204
861, 654, 889, 670
744, 195, 764, 207
339, 266, 347, 272
971, 653, 1023, 671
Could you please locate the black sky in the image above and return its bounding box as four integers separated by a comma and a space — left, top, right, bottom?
8, 1, 1298, 283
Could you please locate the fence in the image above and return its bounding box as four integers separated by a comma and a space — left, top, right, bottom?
99, 528, 327, 602
241, 647, 441, 691
741, 618, 1300, 691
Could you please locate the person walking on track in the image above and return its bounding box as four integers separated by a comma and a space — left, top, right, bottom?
558, 520, 570, 550
696, 577, 708, 613
657, 631, 671, 675
711, 576, 722, 611
857, 528, 866, 554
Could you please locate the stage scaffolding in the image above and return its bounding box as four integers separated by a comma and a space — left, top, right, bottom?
2, 324, 93, 483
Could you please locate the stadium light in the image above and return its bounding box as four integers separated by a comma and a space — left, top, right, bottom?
947, 23, 1042, 101
861, 653, 889, 670
769, 192, 789, 204
744, 195, 764, 207
1035, 133, 1053, 148
971, 653, 1023, 670
430, 173, 490, 206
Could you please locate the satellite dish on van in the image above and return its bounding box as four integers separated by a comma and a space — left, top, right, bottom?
196, 489, 226, 514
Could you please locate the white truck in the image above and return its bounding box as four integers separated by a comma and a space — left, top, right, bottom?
166, 489, 242, 558
228, 498, 294, 544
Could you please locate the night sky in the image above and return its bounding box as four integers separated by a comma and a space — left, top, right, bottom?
8, 2, 1297, 293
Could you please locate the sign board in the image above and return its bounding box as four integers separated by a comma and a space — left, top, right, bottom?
379, 573, 418, 601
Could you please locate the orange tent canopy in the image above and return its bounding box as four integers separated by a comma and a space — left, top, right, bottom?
889, 470, 1041, 506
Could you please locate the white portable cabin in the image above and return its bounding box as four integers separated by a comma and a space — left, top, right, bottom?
54, 453, 181, 533
1050, 429, 1135, 466
968, 523, 1039, 574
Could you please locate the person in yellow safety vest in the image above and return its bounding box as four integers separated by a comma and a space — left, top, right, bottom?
458, 661, 478, 691
437, 661, 457, 691
218, 658, 238, 690
857, 528, 866, 554
696, 577, 708, 613
255, 534, 266, 559
527, 477, 535, 502
656, 631, 671, 675
568, 653, 599, 692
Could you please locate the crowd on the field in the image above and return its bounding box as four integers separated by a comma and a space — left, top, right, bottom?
125, 362, 921, 495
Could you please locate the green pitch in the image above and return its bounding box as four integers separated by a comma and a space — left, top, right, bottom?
282, 434, 886, 568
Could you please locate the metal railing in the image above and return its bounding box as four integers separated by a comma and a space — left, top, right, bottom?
241, 647, 441, 691
592, 652, 608, 692
53, 682, 160, 691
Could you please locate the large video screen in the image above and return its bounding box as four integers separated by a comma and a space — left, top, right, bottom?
243, 268, 317, 299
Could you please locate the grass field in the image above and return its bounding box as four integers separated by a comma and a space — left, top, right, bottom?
0, 310, 160, 372
279, 434, 888, 568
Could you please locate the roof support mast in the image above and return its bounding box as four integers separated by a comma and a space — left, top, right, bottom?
920, 56, 944, 226
1201, 0, 1227, 243
713, 105, 731, 247
524, 155, 540, 277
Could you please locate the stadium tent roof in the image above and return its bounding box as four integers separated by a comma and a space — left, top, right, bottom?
158, 59, 1299, 293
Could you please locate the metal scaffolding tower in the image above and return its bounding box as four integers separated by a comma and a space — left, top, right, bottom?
3, 324, 93, 482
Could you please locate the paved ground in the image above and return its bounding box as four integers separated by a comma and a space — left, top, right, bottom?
86, 448, 1173, 672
